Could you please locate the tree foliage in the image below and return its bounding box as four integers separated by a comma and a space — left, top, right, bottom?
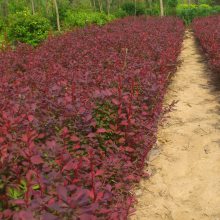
7, 10, 50, 46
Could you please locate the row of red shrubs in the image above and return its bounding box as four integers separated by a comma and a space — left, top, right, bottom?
0, 17, 184, 220
193, 15, 220, 74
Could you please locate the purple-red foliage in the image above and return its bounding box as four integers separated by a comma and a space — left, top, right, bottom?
193, 15, 220, 73
0, 17, 184, 219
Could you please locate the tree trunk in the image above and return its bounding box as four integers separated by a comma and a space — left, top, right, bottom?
2, 0, 8, 18
148, 0, 152, 9
188, 0, 191, 5
98, 0, 103, 12
91, 0, 96, 10
134, 0, 137, 15
118, 0, 121, 9
106, 0, 110, 16
53, 0, 61, 31
160, 0, 164, 16
31, 0, 35, 14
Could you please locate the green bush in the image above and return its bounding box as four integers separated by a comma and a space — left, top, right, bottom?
166, 0, 178, 15
145, 8, 152, 15
146, 7, 160, 15
121, 2, 135, 15
176, 4, 197, 24
165, 7, 176, 15
7, 11, 50, 46
64, 11, 115, 28
212, 5, 220, 14
8, 0, 28, 14
198, 0, 213, 5
121, 2, 146, 15
197, 4, 212, 16
113, 8, 128, 18
167, 0, 178, 8
176, 4, 216, 24
0, 18, 4, 32
0, 19, 6, 45
136, 3, 146, 15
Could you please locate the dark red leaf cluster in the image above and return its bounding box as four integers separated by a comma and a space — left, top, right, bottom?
0, 17, 184, 219
193, 15, 220, 74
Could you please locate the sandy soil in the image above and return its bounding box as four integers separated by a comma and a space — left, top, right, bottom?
131, 30, 220, 220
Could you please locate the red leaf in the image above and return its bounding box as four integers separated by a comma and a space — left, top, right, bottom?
130, 119, 135, 124
42, 213, 58, 220
123, 95, 129, 102
126, 174, 136, 181
109, 124, 117, 131
88, 189, 95, 200
47, 198, 56, 206
141, 111, 148, 116
119, 113, 126, 119
38, 133, 45, 139
0, 137, 4, 143
120, 120, 128, 126
27, 115, 34, 122
3, 209, 12, 218
79, 107, 86, 114
115, 183, 122, 189
26, 170, 37, 181
46, 140, 56, 148
124, 147, 134, 152
118, 137, 125, 144
70, 135, 79, 142
62, 161, 74, 171
31, 155, 44, 165
96, 191, 104, 201
90, 121, 97, 128
85, 114, 92, 121
16, 211, 35, 220
73, 144, 81, 150
112, 98, 120, 105
87, 133, 96, 138
61, 127, 69, 136
57, 185, 67, 201
12, 199, 25, 205
80, 214, 96, 220
21, 134, 28, 143
95, 170, 104, 176
55, 159, 62, 166
96, 128, 107, 133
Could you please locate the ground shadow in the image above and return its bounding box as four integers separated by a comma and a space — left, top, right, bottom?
191, 29, 220, 145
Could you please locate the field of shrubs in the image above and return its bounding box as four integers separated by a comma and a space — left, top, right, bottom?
193, 15, 220, 74
0, 17, 184, 219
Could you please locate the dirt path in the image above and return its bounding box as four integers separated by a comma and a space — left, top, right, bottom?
132, 30, 220, 220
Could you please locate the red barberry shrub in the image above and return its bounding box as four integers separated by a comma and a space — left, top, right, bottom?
193, 15, 220, 74
0, 17, 184, 220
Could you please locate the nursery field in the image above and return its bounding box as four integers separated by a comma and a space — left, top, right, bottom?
0, 17, 184, 219
1, 13, 220, 220
193, 15, 220, 74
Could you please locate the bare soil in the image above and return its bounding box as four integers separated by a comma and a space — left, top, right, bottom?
132, 30, 220, 220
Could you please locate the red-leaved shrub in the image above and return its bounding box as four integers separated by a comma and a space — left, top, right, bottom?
0, 17, 184, 220
193, 15, 220, 74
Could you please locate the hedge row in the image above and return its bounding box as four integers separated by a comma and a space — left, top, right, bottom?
0, 17, 184, 219
193, 15, 220, 73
